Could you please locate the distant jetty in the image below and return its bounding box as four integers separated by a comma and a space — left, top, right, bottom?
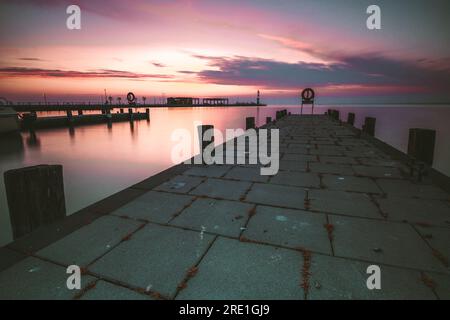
12, 101, 266, 112
12, 92, 266, 112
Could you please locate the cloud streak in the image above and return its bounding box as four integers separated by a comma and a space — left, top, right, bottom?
0, 67, 173, 79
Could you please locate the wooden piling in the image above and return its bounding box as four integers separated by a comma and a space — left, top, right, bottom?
347, 112, 355, 126
66, 110, 74, 125
4, 165, 66, 239
362, 117, 376, 136
145, 108, 150, 120
246, 117, 255, 130
128, 108, 133, 120
331, 110, 340, 121
408, 128, 436, 166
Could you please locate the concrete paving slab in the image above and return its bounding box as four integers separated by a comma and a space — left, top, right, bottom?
353, 165, 403, 179
377, 196, 450, 226
37, 215, 143, 267
309, 163, 354, 175
189, 178, 252, 201
170, 198, 253, 237
309, 189, 382, 219
377, 179, 449, 200
357, 158, 403, 168
283, 145, 311, 154
308, 255, 436, 300
279, 160, 308, 172
320, 156, 358, 165
344, 151, 388, 159
425, 272, 450, 299
416, 225, 450, 268
0, 257, 94, 300
112, 191, 194, 223
176, 237, 304, 300
154, 175, 204, 194
223, 166, 270, 183
310, 149, 345, 156
89, 224, 215, 299
245, 183, 306, 209
270, 171, 320, 188
80, 280, 153, 300
183, 165, 232, 178
322, 174, 382, 193
330, 216, 447, 272
242, 205, 331, 254
282, 154, 317, 162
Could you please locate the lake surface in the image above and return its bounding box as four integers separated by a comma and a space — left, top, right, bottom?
1, 104, 449, 246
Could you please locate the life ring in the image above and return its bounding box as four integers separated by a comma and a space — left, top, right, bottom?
127, 92, 136, 104
301, 88, 315, 101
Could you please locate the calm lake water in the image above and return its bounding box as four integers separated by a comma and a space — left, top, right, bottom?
1, 104, 449, 246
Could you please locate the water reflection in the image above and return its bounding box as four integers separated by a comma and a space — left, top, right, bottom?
26, 131, 41, 149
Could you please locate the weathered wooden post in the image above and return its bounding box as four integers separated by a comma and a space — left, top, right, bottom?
266, 117, 272, 124
362, 117, 376, 136
407, 128, 436, 166
276, 111, 281, 120
197, 125, 215, 164
4, 165, 66, 239
145, 108, 150, 120
66, 110, 74, 125
246, 117, 255, 130
331, 110, 340, 121
128, 108, 133, 120
347, 112, 355, 125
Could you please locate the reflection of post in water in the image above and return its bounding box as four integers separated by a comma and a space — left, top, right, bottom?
26, 130, 41, 148
68, 125, 75, 139
0, 132, 24, 156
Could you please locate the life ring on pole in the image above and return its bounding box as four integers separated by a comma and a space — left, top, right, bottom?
301, 88, 315, 102
127, 92, 136, 104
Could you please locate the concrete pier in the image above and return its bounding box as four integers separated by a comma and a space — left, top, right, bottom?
1, 115, 449, 300
19, 112, 149, 131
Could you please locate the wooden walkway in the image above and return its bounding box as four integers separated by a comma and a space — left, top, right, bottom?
1, 115, 449, 299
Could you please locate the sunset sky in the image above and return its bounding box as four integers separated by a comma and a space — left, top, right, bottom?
0, 0, 449, 104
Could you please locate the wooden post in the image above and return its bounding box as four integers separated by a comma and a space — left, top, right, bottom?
331, 110, 340, 121
266, 117, 272, 124
4, 165, 66, 239
145, 108, 150, 120
197, 125, 214, 164
407, 128, 436, 166
66, 110, 73, 125
362, 117, 376, 136
246, 117, 255, 130
128, 108, 133, 120
347, 112, 355, 126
